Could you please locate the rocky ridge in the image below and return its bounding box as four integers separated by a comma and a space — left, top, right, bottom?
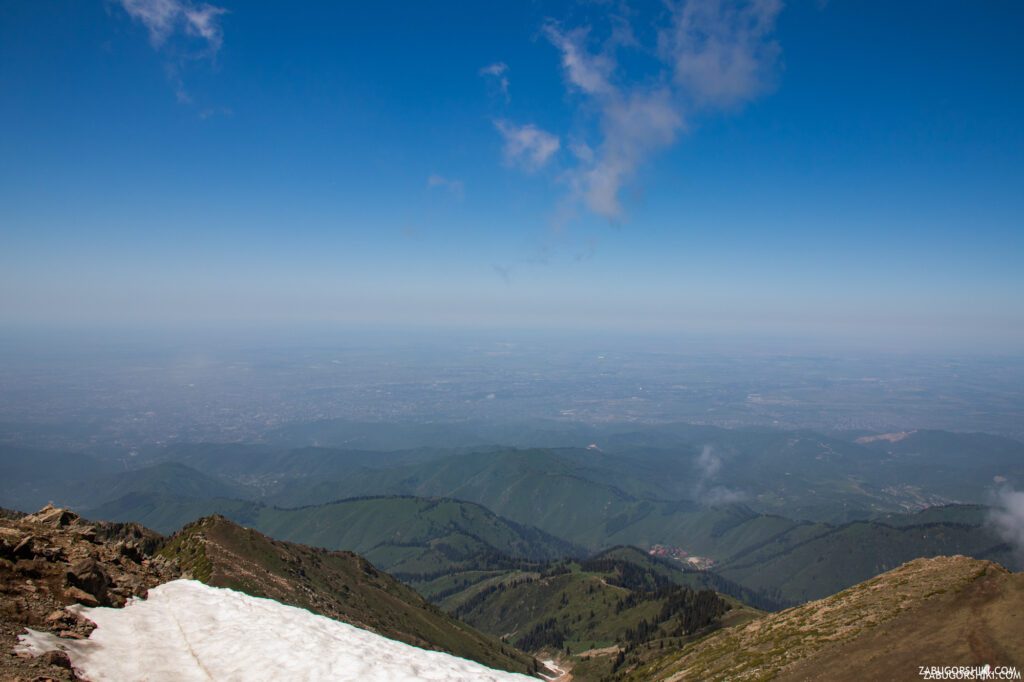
0, 505, 179, 681
629, 555, 1024, 681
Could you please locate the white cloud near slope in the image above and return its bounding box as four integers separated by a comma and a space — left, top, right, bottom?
990, 486, 1024, 561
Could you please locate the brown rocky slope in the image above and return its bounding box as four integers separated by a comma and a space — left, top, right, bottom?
0, 505, 179, 681
629, 555, 1024, 681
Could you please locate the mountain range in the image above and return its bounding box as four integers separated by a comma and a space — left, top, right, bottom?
4, 505, 1022, 681
3, 425, 1020, 609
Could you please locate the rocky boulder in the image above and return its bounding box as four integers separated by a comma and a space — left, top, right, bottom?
0, 505, 181, 681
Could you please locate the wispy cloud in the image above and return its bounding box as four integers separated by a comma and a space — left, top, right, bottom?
693, 444, 745, 505
480, 62, 511, 100
543, 21, 684, 219
182, 3, 227, 54
118, 0, 227, 55
116, 0, 227, 103
989, 485, 1024, 562
497, 0, 781, 221
494, 120, 561, 171
119, 0, 180, 47
543, 25, 616, 98
427, 173, 465, 199
659, 0, 781, 109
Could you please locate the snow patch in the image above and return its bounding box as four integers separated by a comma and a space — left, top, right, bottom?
16, 579, 531, 681
539, 658, 568, 681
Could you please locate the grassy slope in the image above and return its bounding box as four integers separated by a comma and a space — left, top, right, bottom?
452, 568, 653, 651
444, 554, 757, 681
83, 462, 251, 505
587, 546, 786, 611
160, 515, 539, 675
630, 556, 1024, 682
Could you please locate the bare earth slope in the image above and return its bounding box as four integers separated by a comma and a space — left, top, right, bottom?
632, 556, 1024, 681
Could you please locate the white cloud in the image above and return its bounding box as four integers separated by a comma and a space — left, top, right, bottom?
480, 62, 511, 99
697, 444, 722, 479
660, 0, 782, 108
427, 173, 465, 198
499, 1, 781, 221
579, 87, 683, 218
693, 444, 745, 505
117, 0, 227, 56
543, 23, 684, 220
494, 120, 561, 171
990, 486, 1024, 561
116, 0, 227, 105
118, 0, 180, 47
183, 4, 227, 54
480, 62, 508, 77
542, 24, 616, 97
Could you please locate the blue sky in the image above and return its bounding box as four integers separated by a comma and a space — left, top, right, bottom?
1, 1, 1022, 350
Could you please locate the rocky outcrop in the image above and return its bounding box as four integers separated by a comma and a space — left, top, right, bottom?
0, 505, 179, 681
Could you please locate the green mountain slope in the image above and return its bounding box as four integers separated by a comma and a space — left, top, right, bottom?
144, 441, 448, 482
89, 487, 1015, 609
253, 496, 579, 578
259, 446, 1015, 565
66, 462, 251, 508
265, 448, 669, 547
713, 516, 1014, 604
855, 429, 1024, 500
89, 493, 578, 580
159, 515, 541, 676
9, 424, 1022, 528
585, 546, 786, 611
0, 445, 118, 512
444, 554, 756, 682
86, 492, 261, 534
263, 448, 751, 553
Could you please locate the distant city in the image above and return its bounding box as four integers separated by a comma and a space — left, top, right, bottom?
1, 334, 1021, 452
